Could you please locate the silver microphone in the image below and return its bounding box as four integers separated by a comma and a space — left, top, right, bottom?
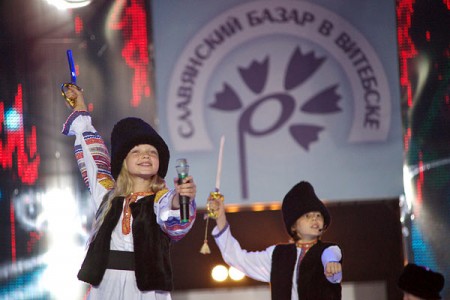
176, 158, 190, 224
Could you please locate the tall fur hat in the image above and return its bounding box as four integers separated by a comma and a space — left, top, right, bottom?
398, 263, 445, 299
110, 117, 170, 180
281, 181, 331, 237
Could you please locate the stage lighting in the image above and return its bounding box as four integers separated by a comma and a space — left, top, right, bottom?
45, 0, 92, 10
5, 108, 22, 131
211, 265, 228, 282
228, 266, 245, 281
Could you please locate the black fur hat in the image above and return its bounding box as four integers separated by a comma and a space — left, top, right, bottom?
281, 181, 331, 237
110, 117, 170, 180
398, 263, 445, 299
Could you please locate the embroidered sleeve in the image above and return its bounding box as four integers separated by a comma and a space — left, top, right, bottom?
154, 189, 197, 242
62, 111, 114, 210
154, 188, 169, 203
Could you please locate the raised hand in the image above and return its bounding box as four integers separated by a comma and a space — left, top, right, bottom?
64, 85, 87, 111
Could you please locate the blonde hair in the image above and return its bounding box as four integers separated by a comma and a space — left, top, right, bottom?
88, 160, 166, 243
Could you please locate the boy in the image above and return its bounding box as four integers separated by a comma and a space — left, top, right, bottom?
212, 181, 342, 300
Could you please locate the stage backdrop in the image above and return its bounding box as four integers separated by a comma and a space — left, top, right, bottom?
151, 0, 404, 205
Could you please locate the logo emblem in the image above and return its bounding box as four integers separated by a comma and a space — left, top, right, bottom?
211, 46, 342, 197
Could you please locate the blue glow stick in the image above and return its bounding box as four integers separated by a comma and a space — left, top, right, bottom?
66, 49, 77, 84
61, 49, 81, 108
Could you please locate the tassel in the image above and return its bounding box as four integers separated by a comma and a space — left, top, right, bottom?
200, 215, 211, 255
200, 240, 211, 255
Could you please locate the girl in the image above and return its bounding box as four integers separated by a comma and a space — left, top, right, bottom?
62, 86, 196, 299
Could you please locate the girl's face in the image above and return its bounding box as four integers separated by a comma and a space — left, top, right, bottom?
125, 144, 159, 179
291, 211, 325, 242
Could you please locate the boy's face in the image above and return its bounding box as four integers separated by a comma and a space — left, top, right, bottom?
125, 144, 160, 179
291, 211, 324, 242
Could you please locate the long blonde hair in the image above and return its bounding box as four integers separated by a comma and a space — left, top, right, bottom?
88, 160, 166, 243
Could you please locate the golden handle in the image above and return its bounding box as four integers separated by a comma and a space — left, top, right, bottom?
206, 191, 224, 219
60, 83, 82, 108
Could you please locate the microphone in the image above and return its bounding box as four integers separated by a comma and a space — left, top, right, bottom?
176, 158, 190, 224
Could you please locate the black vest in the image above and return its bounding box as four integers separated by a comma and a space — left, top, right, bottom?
271, 241, 342, 300
77, 195, 173, 291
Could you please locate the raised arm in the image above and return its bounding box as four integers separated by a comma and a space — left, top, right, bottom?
61, 86, 114, 210
211, 197, 273, 282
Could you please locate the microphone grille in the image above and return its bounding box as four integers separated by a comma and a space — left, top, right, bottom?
176, 158, 188, 167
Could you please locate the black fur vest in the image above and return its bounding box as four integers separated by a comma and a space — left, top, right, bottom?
271, 241, 341, 300
77, 195, 173, 291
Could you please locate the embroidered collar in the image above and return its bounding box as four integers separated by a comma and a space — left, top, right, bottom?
296, 239, 318, 249
122, 191, 154, 234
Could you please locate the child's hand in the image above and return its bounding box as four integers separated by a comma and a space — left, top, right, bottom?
65, 85, 87, 111
324, 261, 342, 278
209, 195, 227, 230
173, 175, 196, 208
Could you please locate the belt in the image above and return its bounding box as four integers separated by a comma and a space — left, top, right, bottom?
107, 250, 135, 271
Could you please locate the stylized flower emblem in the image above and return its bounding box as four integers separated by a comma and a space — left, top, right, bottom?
210, 46, 342, 198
